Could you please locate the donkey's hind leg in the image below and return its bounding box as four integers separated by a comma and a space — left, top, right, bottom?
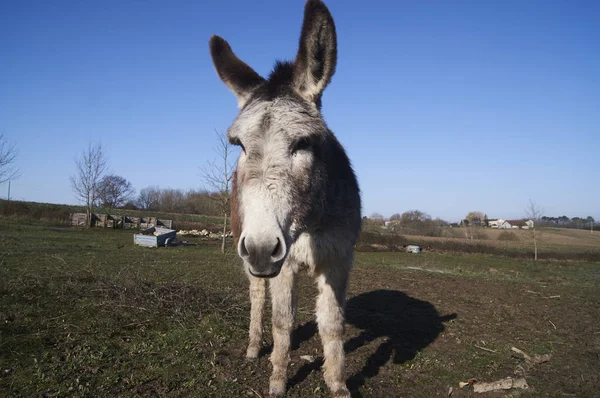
246, 274, 266, 359
268, 264, 296, 396
316, 263, 351, 398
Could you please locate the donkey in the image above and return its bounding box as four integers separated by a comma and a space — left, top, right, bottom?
209, 1, 361, 396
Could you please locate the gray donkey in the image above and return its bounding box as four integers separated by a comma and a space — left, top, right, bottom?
209, 1, 361, 396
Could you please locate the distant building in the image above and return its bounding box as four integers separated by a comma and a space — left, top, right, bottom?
488, 219, 513, 229
488, 219, 505, 228
506, 219, 534, 230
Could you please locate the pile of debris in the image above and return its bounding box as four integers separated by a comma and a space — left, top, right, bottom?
451, 346, 551, 395
176, 229, 233, 239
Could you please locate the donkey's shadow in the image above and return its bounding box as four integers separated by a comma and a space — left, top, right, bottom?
288, 289, 457, 396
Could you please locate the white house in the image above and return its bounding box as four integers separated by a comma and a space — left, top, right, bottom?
488, 219, 505, 228
488, 219, 514, 229
505, 219, 535, 229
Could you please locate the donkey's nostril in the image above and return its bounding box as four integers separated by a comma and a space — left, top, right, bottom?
238, 233, 286, 266
240, 237, 249, 257
271, 238, 281, 258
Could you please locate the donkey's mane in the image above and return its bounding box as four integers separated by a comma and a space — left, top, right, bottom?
246, 61, 298, 103
268, 61, 295, 87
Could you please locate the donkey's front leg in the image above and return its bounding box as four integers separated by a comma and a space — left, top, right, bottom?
316, 266, 351, 398
246, 274, 266, 359
268, 265, 296, 396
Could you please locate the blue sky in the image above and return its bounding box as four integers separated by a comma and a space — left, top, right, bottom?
1, 0, 598, 221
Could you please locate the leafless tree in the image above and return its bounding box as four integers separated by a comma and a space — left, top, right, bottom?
0, 134, 20, 185
98, 174, 135, 209
200, 129, 236, 253
137, 186, 161, 210
586, 216, 595, 234
389, 213, 402, 221
465, 211, 485, 227
462, 211, 487, 240
70, 143, 108, 227
525, 199, 544, 260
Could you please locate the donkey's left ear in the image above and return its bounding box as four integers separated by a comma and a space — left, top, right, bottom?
210, 35, 265, 108
293, 0, 337, 105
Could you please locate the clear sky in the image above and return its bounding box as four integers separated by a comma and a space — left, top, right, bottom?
1, 0, 598, 222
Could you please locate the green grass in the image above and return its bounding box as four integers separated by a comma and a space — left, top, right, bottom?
1, 219, 250, 397
1, 219, 599, 397
356, 251, 600, 286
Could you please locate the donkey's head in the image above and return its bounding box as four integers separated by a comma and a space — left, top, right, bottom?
209, 0, 338, 278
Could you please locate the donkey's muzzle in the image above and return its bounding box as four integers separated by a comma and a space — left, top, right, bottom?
239, 232, 287, 278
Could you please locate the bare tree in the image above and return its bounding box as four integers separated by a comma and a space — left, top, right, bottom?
70, 143, 108, 227
0, 134, 20, 185
98, 174, 135, 209
465, 211, 486, 227
200, 130, 236, 253
525, 199, 544, 260
389, 213, 402, 221
369, 212, 385, 223
137, 186, 161, 210
586, 216, 595, 234
461, 211, 487, 240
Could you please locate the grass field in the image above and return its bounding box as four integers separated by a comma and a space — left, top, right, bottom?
420, 226, 600, 250
1, 219, 599, 397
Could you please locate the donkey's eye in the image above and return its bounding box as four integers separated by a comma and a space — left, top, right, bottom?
230, 137, 246, 153
292, 137, 312, 154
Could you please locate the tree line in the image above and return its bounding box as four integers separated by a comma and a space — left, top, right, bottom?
539, 215, 595, 229
68, 142, 228, 226
68, 132, 235, 253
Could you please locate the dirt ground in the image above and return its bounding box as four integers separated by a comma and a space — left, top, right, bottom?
1, 221, 599, 397
226, 264, 599, 397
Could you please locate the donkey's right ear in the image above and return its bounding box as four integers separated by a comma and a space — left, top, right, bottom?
209, 35, 265, 108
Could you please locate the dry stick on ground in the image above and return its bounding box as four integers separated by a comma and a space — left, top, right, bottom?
473, 377, 529, 393
463, 346, 552, 393
474, 344, 497, 353
511, 347, 531, 360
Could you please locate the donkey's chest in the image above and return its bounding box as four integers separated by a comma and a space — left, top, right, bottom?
287, 232, 317, 274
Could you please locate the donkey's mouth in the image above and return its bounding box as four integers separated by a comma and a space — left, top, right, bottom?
248, 267, 281, 279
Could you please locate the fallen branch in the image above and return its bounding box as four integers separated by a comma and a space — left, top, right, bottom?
458, 379, 478, 388
473, 377, 528, 393
511, 346, 551, 365
474, 344, 497, 353
511, 347, 531, 361
459, 346, 551, 393
247, 386, 262, 398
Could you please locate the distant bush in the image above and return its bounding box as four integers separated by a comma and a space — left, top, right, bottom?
404, 239, 600, 262
497, 231, 519, 241
354, 227, 600, 262
0, 200, 78, 222
0, 199, 227, 231
471, 229, 488, 240
356, 231, 408, 251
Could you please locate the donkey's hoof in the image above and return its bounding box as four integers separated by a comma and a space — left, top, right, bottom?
246, 346, 260, 360
268, 378, 286, 396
